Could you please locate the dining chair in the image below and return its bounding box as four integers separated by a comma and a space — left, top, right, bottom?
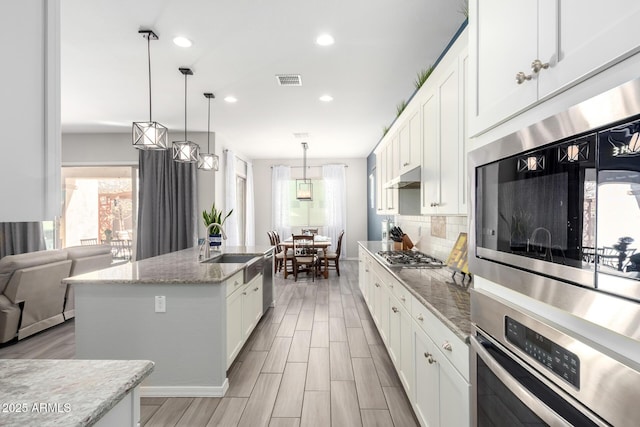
324, 230, 344, 276
291, 234, 318, 282
270, 231, 293, 274
80, 238, 98, 246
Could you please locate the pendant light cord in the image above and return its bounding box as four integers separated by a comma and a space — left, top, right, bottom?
207, 96, 211, 152
147, 34, 152, 122
184, 73, 188, 141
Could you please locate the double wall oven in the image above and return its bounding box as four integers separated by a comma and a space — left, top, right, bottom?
469, 77, 640, 426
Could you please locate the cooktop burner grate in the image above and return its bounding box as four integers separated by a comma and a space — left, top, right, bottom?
376, 250, 444, 268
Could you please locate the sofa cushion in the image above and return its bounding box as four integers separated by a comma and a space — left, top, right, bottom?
0, 249, 68, 294
66, 244, 112, 260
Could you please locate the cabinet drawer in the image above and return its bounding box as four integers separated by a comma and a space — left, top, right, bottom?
411, 295, 469, 380
392, 282, 412, 312
226, 270, 244, 297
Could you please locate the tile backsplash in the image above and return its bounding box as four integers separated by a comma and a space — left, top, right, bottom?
395, 215, 468, 262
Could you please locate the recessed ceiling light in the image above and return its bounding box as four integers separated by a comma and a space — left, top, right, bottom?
319, 95, 333, 102
224, 96, 238, 103
172, 36, 192, 48
316, 34, 335, 46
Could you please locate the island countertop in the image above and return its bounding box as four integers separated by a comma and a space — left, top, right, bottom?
0, 359, 154, 427
63, 245, 274, 285
359, 241, 471, 342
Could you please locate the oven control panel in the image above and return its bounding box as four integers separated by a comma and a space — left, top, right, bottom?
506, 316, 580, 388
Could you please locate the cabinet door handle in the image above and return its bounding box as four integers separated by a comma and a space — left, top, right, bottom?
234, 281, 241, 287
242, 291, 247, 295
375, 283, 381, 288
254, 287, 259, 292
392, 306, 399, 313
400, 296, 406, 302
531, 59, 549, 73
389, 283, 394, 289
516, 71, 532, 84
424, 352, 436, 364
417, 314, 424, 321
403, 162, 410, 166
442, 341, 452, 351
430, 202, 440, 207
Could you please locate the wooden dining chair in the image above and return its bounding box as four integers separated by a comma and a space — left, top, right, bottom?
324, 230, 344, 276
291, 234, 318, 282
270, 231, 293, 274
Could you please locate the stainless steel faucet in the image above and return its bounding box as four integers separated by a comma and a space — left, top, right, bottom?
204, 223, 228, 259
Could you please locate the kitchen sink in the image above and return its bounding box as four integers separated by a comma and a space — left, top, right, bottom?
204, 254, 259, 264
202, 253, 264, 284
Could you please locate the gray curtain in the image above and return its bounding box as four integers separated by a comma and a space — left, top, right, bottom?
0, 222, 46, 258
136, 150, 198, 260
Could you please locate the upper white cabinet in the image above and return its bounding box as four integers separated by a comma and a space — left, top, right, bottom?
0, 1, 61, 222
420, 42, 468, 215
399, 109, 421, 175
470, 0, 640, 135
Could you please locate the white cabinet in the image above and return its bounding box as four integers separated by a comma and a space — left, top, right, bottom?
227, 273, 263, 368
413, 324, 470, 427
0, 0, 61, 222
358, 245, 470, 427
420, 44, 468, 215
399, 110, 421, 175
470, 0, 640, 135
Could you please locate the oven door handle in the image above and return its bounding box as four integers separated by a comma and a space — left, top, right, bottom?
471, 335, 574, 427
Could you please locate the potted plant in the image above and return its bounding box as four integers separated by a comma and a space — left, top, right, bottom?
202, 204, 233, 247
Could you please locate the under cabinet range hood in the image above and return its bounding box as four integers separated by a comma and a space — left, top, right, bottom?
385, 166, 421, 189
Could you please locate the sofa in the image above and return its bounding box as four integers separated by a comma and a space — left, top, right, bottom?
0, 245, 113, 344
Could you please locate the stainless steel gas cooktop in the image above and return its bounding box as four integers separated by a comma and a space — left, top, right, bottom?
376, 250, 444, 268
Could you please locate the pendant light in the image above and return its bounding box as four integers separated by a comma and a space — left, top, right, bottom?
198, 93, 219, 171
132, 29, 168, 150
296, 142, 313, 200
172, 67, 200, 163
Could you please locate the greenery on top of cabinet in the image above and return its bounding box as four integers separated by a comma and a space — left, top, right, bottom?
396, 99, 408, 117
414, 65, 434, 90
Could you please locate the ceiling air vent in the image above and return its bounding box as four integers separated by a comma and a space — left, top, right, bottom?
293, 132, 309, 139
276, 74, 302, 86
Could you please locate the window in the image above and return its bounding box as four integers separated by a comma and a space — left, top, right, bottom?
289, 179, 325, 227
60, 166, 138, 248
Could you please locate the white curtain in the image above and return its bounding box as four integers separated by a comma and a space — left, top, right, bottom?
323, 164, 347, 258
272, 165, 292, 240
246, 162, 255, 246
225, 150, 239, 246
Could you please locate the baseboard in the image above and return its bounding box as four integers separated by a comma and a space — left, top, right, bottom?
140, 379, 229, 397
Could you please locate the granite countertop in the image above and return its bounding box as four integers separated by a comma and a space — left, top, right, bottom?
359, 241, 472, 342
64, 245, 274, 285
0, 359, 154, 427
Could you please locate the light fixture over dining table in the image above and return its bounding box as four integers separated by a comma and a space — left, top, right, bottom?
296, 142, 312, 200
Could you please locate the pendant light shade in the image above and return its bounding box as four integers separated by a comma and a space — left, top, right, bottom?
296, 142, 313, 200
198, 93, 219, 171
173, 67, 200, 163
133, 29, 168, 150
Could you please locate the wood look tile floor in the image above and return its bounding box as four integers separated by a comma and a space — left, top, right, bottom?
0, 260, 418, 427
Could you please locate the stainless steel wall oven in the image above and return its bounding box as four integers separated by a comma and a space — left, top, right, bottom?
469, 78, 640, 341
471, 290, 640, 427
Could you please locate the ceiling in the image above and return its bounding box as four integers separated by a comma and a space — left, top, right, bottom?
61, 0, 466, 160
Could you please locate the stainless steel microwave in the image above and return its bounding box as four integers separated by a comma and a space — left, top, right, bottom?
469, 78, 640, 338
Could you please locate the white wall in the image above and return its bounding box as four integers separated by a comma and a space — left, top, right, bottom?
252, 158, 367, 259
395, 214, 468, 262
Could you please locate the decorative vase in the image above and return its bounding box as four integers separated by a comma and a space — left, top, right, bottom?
209, 233, 222, 247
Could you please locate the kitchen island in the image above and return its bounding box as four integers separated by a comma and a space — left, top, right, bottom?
0, 359, 153, 427
64, 245, 274, 398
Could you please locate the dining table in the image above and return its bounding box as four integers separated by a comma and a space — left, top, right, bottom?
280, 235, 332, 279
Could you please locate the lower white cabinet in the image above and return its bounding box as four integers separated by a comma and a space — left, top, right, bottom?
413, 323, 469, 427
358, 245, 470, 427
227, 273, 263, 368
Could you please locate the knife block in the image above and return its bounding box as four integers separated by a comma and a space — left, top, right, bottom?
393, 234, 414, 250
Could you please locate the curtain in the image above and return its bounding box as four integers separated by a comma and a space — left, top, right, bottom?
246, 162, 255, 246
136, 150, 197, 260
272, 165, 292, 240
0, 222, 46, 258
225, 150, 239, 246
323, 164, 347, 258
